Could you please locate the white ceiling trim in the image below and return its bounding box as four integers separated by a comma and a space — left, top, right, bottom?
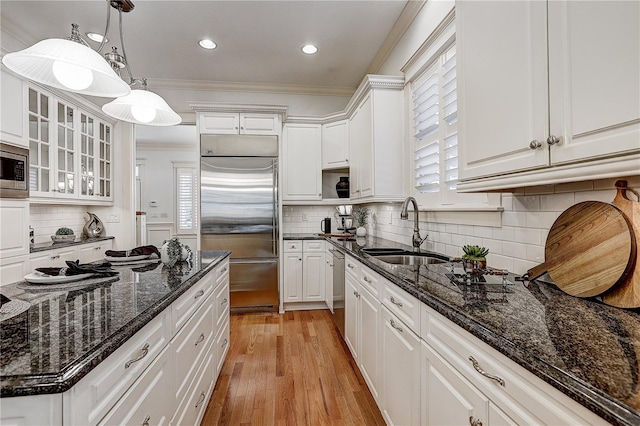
150, 78, 355, 97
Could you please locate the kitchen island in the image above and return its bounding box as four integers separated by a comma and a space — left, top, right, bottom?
285, 233, 640, 426
0, 250, 230, 425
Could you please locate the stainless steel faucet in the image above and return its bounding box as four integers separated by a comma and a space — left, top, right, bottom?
400, 196, 427, 251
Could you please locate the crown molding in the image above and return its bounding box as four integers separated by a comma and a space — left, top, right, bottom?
366, 0, 428, 74
150, 78, 355, 97
401, 8, 456, 76
188, 103, 289, 120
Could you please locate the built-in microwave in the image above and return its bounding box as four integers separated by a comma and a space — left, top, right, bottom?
0, 143, 29, 198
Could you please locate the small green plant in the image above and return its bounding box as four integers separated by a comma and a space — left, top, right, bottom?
462, 245, 489, 260
353, 207, 370, 227
55, 227, 74, 236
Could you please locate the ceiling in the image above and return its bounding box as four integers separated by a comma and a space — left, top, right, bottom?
0, 0, 412, 96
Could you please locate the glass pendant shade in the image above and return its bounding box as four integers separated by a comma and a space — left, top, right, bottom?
2, 38, 131, 97
102, 89, 182, 126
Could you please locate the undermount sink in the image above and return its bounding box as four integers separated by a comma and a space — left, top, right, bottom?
361, 247, 449, 266
373, 254, 447, 266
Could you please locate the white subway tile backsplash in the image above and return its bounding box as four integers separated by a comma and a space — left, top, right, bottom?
512, 228, 543, 245
502, 241, 527, 259
457, 225, 474, 236
445, 223, 458, 234
502, 211, 526, 227
526, 244, 545, 263
554, 180, 594, 193
539, 193, 575, 212
492, 226, 515, 241
574, 189, 616, 204
513, 195, 540, 212
524, 185, 554, 195
525, 212, 557, 229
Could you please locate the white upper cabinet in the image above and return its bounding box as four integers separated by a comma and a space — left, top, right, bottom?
1, 69, 26, 147
348, 76, 404, 201
199, 112, 280, 135
457, 0, 640, 190
322, 119, 350, 169
26, 84, 115, 203
282, 123, 322, 201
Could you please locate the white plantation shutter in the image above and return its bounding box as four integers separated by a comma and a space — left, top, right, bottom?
412, 44, 458, 194
176, 167, 198, 233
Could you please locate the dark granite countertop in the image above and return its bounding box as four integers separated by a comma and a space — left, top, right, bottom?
30, 236, 115, 253
285, 233, 640, 426
0, 250, 230, 397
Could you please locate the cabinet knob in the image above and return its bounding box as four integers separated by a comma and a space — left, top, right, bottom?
318, 193, 322, 196
546, 135, 560, 146
529, 140, 542, 150
142, 415, 151, 426
345, 159, 349, 162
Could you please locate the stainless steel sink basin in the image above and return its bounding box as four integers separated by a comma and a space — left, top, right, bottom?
361, 247, 407, 256
373, 254, 447, 266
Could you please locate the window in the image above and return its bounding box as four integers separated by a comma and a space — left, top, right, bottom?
413, 44, 458, 195
175, 165, 198, 234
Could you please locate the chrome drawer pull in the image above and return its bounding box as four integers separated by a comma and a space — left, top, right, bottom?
125, 343, 150, 369
51, 255, 60, 260
195, 391, 206, 408
469, 416, 483, 426
194, 289, 205, 299
348, 263, 355, 269
94, 246, 100, 250
222, 338, 228, 348
390, 318, 403, 333
221, 298, 228, 305
195, 333, 205, 346
389, 296, 403, 307
468, 356, 505, 386
142, 415, 150, 426
220, 266, 228, 273
363, 276, 371, 283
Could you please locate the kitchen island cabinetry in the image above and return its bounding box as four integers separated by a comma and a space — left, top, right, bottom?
457, 0, 640, 191
348, 76, 404, 201
0, 251, 231, 426
199, 112, 280, 135
282, 123, 322, 201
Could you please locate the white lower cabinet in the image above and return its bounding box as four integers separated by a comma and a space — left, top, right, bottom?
77, 240, 113, 263
98, 346, 173, 426
380, 305, 421, 426
283, 240, 326, 306
30, 246, 79, 270
344, 272, 359, 361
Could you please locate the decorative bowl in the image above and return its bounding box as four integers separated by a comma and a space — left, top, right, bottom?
51, 235, 75, 243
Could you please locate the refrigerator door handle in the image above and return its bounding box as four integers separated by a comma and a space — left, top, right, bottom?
273, 159, 278, 256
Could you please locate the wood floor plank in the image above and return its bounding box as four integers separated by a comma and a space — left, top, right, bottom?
201, 310, 384, 425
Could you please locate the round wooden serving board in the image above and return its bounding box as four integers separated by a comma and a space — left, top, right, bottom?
542, 201, 635, 298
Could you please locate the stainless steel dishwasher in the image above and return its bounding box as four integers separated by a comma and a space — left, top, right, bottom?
331, 249, 345, 339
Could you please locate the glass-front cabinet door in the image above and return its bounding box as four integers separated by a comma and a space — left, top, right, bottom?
97, 122, 112, 200
55, 100, 76, 198
27, 87, 52, 195
79, 112, 96, 198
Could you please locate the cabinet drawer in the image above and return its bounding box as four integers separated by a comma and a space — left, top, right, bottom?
303, 240, 324, 252
215, 258, 229, 288
381, 281, 420, 335
359, 265, 381, 299
98, 346, 173, 426
172, 269, 215, 334
172, 345, 216, 426
172, 298, 215, 406
284, 240, 302, 253
215, 313, 231, 377
67, 310, 170, 425
345, 255, 360, 279
422, 306, 607, 425
214, 275, 230, 330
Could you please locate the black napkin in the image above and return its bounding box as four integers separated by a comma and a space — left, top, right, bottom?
36, 260, 118, 277
105, 245, 161, 259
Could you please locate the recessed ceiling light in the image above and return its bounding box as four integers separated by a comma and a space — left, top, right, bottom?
199, 39, 217, 50
86, 32, 108, 43
301, 44, 318, 55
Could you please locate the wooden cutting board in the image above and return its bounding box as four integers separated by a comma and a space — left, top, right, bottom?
527, 200, 635, 298
603, 181, 640, 308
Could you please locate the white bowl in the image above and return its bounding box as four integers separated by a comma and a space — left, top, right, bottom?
51, 235, 75, 243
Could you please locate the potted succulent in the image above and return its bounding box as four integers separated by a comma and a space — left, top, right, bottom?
51, 227, 75, 243
462, 245, 489, 270
353, 207, 370, 237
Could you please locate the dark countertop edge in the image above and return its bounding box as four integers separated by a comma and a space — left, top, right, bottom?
321, 237, 639, 426
30, 236, 115, 253
0, 251, 231, 398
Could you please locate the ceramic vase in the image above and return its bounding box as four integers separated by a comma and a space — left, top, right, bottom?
161, 242, 189, 265
83, 212, 104, 238
356, 226, 366, 237
336, 177, 349, 198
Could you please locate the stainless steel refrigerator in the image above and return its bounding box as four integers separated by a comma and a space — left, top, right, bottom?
200, 134, 279, 310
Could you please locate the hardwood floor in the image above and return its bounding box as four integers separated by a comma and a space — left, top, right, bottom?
201, 310, 385, 425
